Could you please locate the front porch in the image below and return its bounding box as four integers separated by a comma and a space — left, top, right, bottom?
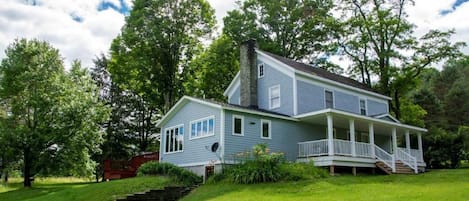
295, 109, 427, 174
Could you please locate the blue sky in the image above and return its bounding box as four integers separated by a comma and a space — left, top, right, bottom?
0, 0, 467, 69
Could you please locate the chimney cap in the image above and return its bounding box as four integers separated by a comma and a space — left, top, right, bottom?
242, 38, 257, 47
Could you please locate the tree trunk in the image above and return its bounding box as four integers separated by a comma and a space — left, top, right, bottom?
23, 149, 32, 187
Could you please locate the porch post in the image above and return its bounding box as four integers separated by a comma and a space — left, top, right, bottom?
392, 127, 397, 173
417, 133, 423, 161
392, 127, 397, 154
405, 130, 411, 153
369, 123, 375, 158
349, 119, 356, 157
327, 113, 334, 156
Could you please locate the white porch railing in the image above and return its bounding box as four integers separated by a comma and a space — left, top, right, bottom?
375, 145, 395, 172
355, 142, 372, 158
409, 149, 424, 162
334, 139, 352, 156
396, 148, 418, 173
298, 139, 420, 173
298, 139, 328, 157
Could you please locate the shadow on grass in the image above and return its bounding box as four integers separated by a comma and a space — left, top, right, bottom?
0, 182, 91, 201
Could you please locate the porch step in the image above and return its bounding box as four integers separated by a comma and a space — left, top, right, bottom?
375, 161, 416, 174
375, 161, 392, 175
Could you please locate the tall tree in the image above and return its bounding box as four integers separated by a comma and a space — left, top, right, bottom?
223, 0, 339, 71
336, 0, 465, 119
109, 0, 215, 113
184, 34, 239, 101
0, 39, 109, 187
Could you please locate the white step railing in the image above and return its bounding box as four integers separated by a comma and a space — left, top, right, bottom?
396, 148, 418, 173
355, 142, 372, 158
375, 145, 395, 172
334, 139, 352, 156
298, 139, 328, 157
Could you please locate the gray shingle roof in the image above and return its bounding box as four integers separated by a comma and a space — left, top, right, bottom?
259, 50, 381, 94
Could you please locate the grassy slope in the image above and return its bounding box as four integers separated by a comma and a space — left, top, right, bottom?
183, 169, 469, 201
0, 176, 169, 201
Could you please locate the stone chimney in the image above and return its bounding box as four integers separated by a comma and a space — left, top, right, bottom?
240, 39, 258, 108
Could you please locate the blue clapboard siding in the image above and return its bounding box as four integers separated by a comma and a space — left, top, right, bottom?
334, 91, 360, 114
297, 80, 324, 114
159, 101, 221, 165
228, 86, 240, 105
367, 99, 388, 116
257, 59, 294, 116
223, 110, 325, 161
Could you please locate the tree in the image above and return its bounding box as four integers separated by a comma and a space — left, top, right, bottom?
223, 0, 339, 71
0, 39, 109, 187
109, 0, 215, 113
336, 0, 465, 119
184, 34, 239, 101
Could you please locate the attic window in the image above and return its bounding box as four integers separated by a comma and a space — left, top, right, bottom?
325, 90, 333, 108
360, 99, 367, 115
258, 63, 264, 78
269, 85, 280, 109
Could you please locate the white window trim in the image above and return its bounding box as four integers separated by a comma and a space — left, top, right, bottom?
260, 119, 272, 139
232, 115, 244, 136
269, 85, 281, 109
189, 115, 215, 140
359, 98, 367, 116
258, 63, 265, 78
324, 89, 334, 109
164, 124, 184, 154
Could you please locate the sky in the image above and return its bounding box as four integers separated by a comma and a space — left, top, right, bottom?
0, 0, 468, 69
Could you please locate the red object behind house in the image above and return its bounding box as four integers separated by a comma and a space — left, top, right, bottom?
103, 152, 159, 180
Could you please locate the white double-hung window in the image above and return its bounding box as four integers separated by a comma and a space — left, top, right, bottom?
165, 124, 184, 153
190, 116, 215, 139
269, 85, 280, 109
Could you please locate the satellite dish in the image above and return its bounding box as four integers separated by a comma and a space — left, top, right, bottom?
211, 142, 219, 152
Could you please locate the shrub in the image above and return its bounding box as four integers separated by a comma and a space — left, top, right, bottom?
227, 143, 286, 184
222, 144, 328, 184
137, 162, 202, 185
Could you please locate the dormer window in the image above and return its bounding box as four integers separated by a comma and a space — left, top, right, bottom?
258, 63, 264, 78
360, 99, 367, 115
325, 90, 333, 108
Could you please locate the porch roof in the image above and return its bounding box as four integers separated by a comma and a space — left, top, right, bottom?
294, 109, 427, 134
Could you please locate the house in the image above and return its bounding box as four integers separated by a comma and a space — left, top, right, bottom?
157, 39, 426, 177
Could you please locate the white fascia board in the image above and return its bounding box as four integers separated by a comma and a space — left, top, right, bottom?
222, 107, 298, 122
156, 96, 222, 128
256, 50, 295, 78
294, 109, 427, 132
223, 72, 240, 97
375, 114, 401, 123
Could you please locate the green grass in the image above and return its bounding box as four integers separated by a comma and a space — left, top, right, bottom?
182, 169, 469, 201
0, 176, 170, 201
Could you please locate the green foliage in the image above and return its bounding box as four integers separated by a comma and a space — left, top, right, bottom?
223, 144, 325, 184
0, 39, 110, 187
137, 162, 202, 185
184, 34, 239, 101
223, 0, 339, 72
336, 0, 465, 119
109, 0, 215, 113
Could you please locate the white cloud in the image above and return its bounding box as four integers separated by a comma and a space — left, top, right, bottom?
0, 0, 467, 71
0, 0, 125, 69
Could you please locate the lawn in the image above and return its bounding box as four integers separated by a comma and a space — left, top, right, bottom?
0, 176, 170, 201
182, 169, 469, 201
